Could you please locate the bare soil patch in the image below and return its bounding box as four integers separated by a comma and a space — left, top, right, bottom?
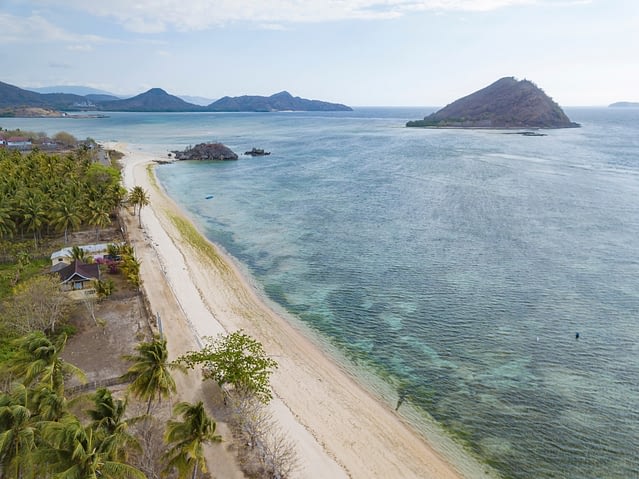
62, 294, 152, 384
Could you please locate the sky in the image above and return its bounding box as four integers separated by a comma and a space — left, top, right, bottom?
1, 0, 637, 106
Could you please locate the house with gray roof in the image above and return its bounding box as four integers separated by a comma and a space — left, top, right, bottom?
56, 261, 100, 299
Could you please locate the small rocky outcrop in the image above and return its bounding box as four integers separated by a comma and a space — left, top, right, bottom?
172, 142, 238, 161
244, 148, 271, 156
407, 77, 579, 129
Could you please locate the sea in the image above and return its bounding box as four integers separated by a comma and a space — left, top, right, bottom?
3, 107, 638, 478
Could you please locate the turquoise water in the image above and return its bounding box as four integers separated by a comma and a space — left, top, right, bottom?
3, 108, 639, 478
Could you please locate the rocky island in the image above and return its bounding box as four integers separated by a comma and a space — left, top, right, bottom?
609, 101, 639, 108
172, 142, 238, 161
407, 77, 579, 129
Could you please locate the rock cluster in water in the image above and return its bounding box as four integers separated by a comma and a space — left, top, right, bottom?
244, 148, 271, 156
172, 142, 238, 161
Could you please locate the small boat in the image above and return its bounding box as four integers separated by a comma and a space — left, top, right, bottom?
205, 195, 214, 199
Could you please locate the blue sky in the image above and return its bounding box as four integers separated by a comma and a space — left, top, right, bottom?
1, 0, 637, 106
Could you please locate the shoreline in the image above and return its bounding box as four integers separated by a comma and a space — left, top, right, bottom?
117, 144, 493, 478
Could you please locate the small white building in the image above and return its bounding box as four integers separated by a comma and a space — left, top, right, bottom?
5, 137, 32, 150
50, 243, 111, 266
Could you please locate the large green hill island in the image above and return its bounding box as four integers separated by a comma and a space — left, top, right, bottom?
407, 77, 579, 129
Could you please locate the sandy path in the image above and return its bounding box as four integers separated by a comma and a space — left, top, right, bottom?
118, 145, 482, 479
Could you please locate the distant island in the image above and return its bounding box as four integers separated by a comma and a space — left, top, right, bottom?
407, 77, 579, 129
609, 101, 639, 108
208, 91, 352, 112
0, 80, 352, 113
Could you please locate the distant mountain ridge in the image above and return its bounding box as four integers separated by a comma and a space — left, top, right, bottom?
0, 80, 352, 113
29, 85, 214, 105
178, 95, 216, 106
208, 91, 352, 112
407, 77, 578, 129
28, 85, 116, 96
98, 88, 203, 112
0, 81, 87, 110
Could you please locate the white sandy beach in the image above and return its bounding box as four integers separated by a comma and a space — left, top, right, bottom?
117, 144, 486, 479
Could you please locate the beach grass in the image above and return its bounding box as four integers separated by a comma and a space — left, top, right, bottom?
167, 212, 230, 272
146, 163, 160, 190
146, 164, 230, 274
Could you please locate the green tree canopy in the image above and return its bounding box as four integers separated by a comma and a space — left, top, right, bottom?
0, 147, 123, 248
37, 414, 146, 479
52, 131, 77, 148
177, 330, 278, 403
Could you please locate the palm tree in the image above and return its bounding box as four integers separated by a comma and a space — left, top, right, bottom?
119, 243, 135, 257
11, 251, 30, 286
128, 186, 140, 216
129, 186, 150, 227
104, 184, 127, 213
0, 384, 37, 479
19, 192, 48, 248
50, 198, 82, 244
88, 388, 127, 435
87, 388, 140, 462
86, 199, 112, 241
93, 279, 115, 301
120, 255, 141, 290
121, 336, 178, 414
163, 401, 221, 479
106, 242, 122, 258
2, 332, 86, 395
0, 204, 16, 239
70, 245, 88, 263
30, 384, 68, 422
37, 415, 145, 479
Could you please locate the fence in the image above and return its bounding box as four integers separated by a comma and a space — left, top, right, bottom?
67, 375, 130, 396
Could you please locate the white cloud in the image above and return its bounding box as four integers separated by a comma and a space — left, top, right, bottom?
67, 44, 94, 52
48, 62, 72, 69
0, 13, 109, 44
30, 0, 542, 33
